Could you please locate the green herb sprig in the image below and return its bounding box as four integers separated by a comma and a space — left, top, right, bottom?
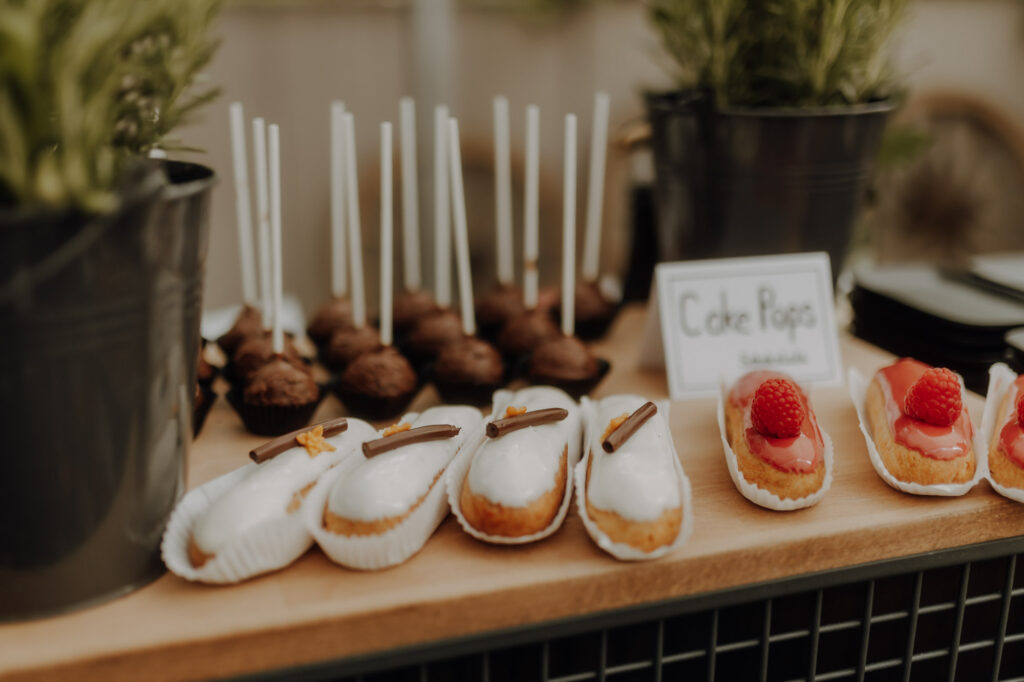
0, 0, 220, 212
649, 0, 907, 109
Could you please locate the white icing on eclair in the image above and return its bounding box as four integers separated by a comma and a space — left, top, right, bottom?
327, 406, 482, 522
192, 419, 376, 555
587, 394, 680, 522
465, 386, 579, 507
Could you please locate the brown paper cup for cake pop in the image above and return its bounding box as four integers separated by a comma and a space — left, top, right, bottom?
528, 357, 611, 401
433, 361, 509, 407
333, 381, 420, 422
226, 382, 329, 437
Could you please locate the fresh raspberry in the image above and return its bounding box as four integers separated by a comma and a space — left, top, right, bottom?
751, 379, 805, 438
1017, 394, 1024, 427
904, 367, 962, 426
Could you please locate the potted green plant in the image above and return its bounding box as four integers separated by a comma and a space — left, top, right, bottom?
646, 0, 906, 276
0, 0, 220, 619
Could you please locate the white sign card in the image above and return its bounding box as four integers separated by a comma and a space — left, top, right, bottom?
650, 252, 843, 399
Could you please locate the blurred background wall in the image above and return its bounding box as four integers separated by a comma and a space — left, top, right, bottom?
177, 0, 1024, 315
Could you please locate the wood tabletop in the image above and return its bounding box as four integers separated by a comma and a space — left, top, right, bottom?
3, 305, 1023, 682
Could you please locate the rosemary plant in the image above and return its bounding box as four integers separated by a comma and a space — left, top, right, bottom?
649, 0, 907, 109
0, 0, 220, 212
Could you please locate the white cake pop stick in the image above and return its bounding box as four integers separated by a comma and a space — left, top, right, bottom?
399, 97, 421, 292
582, 91, 610, 283
229, 103, 257, 306
381, 122, 394, 347
268, 123, 284, 355
330, 101, 348, 298
343, 113, 367, 328
252, 117, 272, 322
561, 114, 577, 338
434, 105, 451, 309
523, 105, 540, 311
493, 95, 514, 287
447, 117, 475, 337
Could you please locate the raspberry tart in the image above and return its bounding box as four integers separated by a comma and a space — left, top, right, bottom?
865, 358, 976, 486
987, 371, 1024, 490
724, 371, 828, 502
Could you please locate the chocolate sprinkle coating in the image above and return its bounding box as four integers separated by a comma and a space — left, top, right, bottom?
323, 325, 381, 373
217, 304, 263, 356
339, 347, 417, 399
243, 358, 319, 407
529, 335, 598, 382
435, 337, 504, 386
307, 297, 354, 347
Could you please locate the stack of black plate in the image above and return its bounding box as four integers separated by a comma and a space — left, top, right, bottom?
850, 263, 1024, 393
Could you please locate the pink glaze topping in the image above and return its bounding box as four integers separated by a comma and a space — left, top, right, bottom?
998, 376, 1024, 468
876, 358, 972, 461
728, 370, 823, 473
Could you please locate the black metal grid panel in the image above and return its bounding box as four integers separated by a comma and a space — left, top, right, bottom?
240, 541, 1024, 682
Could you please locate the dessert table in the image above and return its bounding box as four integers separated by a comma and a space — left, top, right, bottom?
2, 304, 1023, 682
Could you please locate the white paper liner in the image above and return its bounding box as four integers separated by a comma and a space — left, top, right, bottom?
306, 414, 485, 570
847, 367, 983, 497
574, 398, 693, 561
161, 463, 312, 584
446, 389, 584, 545
162, 425, 370, 583
979, 363, 1024, 502
715, 384, 834, 511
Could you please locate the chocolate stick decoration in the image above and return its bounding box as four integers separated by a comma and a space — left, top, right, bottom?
363, 424, 461, 458
487, 407, 568, 439
250, 418, 349, 463
602, 402, 657, 453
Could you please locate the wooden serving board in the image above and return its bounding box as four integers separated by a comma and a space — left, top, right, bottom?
2, 305, 1022, 682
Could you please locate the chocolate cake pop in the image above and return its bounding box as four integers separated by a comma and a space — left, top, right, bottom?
434, 336, 505, 404
230, 123, 327, 437
393, 288, 438, 339
233, 356, 325, 436
551, 280, 618, 340
309, 103, 355, 349
322, 324, 381, 373
528, 113, 609, 398
529, 334, 598, 383
475, 97, 522, 340
573, 91, 617, 340
307, 297, 353, 348
217, 304, 263, 357
244, 357, 319, 407
475, 284, 524, 340
432, 117, 508, 405
391, 98, 439, 339
405, 308, 464, 367
231, 332, 305, 385
497, 307, 560, 359
223, 103, 261, 358
337, 346, 418, 418
335, 122, 419, 419
496, 104, 559, 362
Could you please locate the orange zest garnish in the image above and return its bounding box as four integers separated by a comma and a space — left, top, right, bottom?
601, 413, 630, 444
383, 422, 412, 437
504, 405, 527, 418
296, 425, 336, 457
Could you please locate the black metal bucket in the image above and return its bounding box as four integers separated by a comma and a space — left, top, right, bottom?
0, 160, 215, 620
646, 91, 892, 277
